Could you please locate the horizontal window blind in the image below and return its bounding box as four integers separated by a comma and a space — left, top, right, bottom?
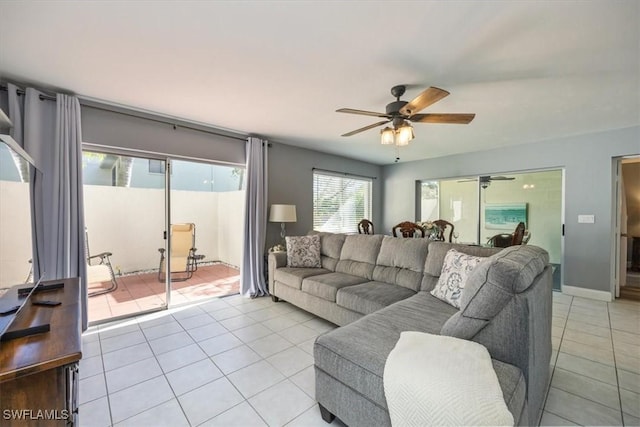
313, 171, 372, 233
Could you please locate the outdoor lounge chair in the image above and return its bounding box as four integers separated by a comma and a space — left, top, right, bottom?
86, 228, 119, 297
158, 223, 204, 282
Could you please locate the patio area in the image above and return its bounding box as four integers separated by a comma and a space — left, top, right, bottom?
88, 263, 240, 323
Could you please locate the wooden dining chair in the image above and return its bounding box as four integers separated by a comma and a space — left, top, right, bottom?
511, 222, 526, 245
487, 222, 527, 248
433, 219, 455, 242
358, 219, 374, 235
392, 221, 425, 238
487, 233, 513, 248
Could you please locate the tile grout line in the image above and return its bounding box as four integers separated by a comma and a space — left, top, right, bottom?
608, 300, 627, 426
542, 299, 623, 425
97, 326, 115, 427
108, 315, 167, 426
107, 311, 191, 425
540, 294, 572, 425
86, 300, 234, 426
171, 303, 260, 426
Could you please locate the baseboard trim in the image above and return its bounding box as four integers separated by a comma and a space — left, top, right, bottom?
561, 285, 612, 302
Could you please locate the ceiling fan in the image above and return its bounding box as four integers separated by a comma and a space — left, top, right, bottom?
336, 85, 475, 146
459, 175, 516, 189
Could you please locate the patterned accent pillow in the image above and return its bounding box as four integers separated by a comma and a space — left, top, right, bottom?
431, 249, 484, 308
286, 235, 321, 268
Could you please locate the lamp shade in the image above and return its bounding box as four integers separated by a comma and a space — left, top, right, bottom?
269, 204, 297, 222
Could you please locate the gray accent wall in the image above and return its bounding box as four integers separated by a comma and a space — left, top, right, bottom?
81, 104, 246, 165
267, 142, 382, 250
382, 126, 640, 293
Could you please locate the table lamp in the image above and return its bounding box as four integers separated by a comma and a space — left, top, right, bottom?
269, 204, 297, 240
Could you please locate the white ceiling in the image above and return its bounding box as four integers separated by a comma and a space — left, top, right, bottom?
0, 1, 638, 165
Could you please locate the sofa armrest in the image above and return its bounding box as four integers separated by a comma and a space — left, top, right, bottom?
268, 252, 287, 291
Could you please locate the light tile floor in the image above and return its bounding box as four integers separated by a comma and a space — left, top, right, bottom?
541, 293, 640, 426
79, 292, 640, 426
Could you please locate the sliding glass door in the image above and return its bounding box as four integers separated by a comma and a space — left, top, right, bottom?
84, 150, 246, 323
83, 151, 167, 323
420, 170, 564, 290
480, 170, 563, 289
420, 178, 479, 244
167, 159, 244, 305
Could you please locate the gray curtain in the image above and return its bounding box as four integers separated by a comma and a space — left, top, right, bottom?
4, 84, 88, 329
240, 136, 269, 297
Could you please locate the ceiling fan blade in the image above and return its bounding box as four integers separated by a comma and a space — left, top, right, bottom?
490, 176, 515, 181
409, 113, 476, 124
399, 87, 450, 116
341, 120, 390, 137
336, 108, 390, 118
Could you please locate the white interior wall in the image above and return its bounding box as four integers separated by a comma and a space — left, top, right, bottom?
83, 186, 244, 275
217, 191, 245, 268
0, 181, 32, 286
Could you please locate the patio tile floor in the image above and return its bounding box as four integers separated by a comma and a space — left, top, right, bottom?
88, 263, 240, 323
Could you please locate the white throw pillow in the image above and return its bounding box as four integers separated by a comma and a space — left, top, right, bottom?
286, 235, 321, 268
431, 249, 484, 308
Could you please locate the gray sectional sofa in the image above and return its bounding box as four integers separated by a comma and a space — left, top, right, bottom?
268, 233, 552, 426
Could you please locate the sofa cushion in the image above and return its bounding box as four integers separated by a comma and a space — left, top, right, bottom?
441, 245, 550, 339
335, 234, 384, 280
372, 236, 430, 291
314, 291, 523, 418
430, 249, 485, 308
315, 292, 457, 409
336, 282, 416, 315
301, 272, 369, 302
493, 360, 528, 424
274, 267, 331, 290
309, 231, 347, 271
286, 235, 321, 268
421, 242, 499, 291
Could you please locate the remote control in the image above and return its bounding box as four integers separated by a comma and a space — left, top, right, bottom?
18, 282, 64, 296
0, 305, 20, 316
32, 300, 62, 307
1, 323, 50, 341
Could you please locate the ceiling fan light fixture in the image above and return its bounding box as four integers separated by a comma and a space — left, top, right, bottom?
380, 126, 395, 145
395, 121, 414, 146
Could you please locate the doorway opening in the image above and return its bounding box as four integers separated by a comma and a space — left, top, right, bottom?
616, 156, 640, 302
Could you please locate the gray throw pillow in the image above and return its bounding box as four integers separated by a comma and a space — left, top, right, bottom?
430, 249, 484, 308
286, 235, 321, 268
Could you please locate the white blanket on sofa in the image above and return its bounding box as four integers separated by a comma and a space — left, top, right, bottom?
383, 331, 514, 427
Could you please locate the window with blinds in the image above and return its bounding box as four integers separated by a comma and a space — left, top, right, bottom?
313, 171, 372, 233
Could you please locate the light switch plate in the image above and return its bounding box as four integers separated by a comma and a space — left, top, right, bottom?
578, 214, 595, 224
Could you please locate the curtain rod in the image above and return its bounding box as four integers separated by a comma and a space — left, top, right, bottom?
80, 100, 248, 142
1, 84, 248, 142
312, 167, 377, 180
0, 85, 56, 102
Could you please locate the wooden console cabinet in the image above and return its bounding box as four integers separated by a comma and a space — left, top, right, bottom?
0, 278, 81, 426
